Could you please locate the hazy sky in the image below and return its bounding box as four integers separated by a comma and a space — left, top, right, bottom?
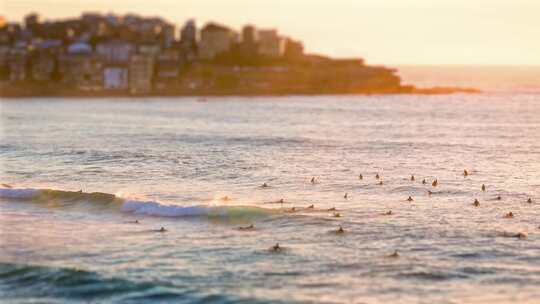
3, 0, 540, 65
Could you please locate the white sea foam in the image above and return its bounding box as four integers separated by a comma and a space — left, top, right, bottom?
0, 186, 275, 218
121, 200, 212, 217
121, 199, 274, 218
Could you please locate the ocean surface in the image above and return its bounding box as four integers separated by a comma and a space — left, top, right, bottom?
1, 67, 540, 303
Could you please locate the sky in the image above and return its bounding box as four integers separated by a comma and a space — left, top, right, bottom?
2, 0, 540, 65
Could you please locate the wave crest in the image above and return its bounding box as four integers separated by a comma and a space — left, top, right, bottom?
1, 186, 276, 219
122, 199, 276, 218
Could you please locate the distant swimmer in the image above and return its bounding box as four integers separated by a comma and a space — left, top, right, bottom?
515, 232, 527, 239
496, 195, 502, 201
271, 243, 282, 252
307, 204, 314, 209
422, 179, 427, 185
432, 179, 438, 187
428, 190, 433, 196
239, 224, 254, 230
375, 173, 380, 180
463, 169, 469, 177
328, 207, 337, 211
407, 196, 414, 202
359, 174, 363, 180
290, 207, 297, 212
335, 226, 345, 234
378, 181, 384, 186
527, 198, 533, 204
261, 183, 268, 188
473, 199, 480, 207
279, 198, 284, 204
410, 175, 415, 181
344, 192, 348, 199
158, 227, 167, 232
503, 212, 514, 218
384, 210, 393, 215
388, 250, 399, 258
311, 177, 316, 184
501, 231, 527, 239
333, 213, 342, 218
221, 196, 230, 201
481, 184, 486, 192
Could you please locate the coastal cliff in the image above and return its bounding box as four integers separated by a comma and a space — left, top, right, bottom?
0, 58, 477, 97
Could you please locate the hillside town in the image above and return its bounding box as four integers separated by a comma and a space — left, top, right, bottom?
0, 12, 417, 96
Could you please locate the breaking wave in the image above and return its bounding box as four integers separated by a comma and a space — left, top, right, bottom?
0, 186, 276, 219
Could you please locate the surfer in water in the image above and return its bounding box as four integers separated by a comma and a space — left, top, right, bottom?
271, 243, 282, 252
500, 231, 527, 239
388, 250, 399, 258
239, 224, 254, 230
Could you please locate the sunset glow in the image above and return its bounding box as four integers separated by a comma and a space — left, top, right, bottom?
3, 0, 540, 65
2, 1, 540, 303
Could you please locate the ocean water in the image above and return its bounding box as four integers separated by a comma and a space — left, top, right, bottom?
1, 77, 540, 303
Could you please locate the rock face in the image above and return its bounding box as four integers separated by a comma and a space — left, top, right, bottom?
174, 62, 405, 95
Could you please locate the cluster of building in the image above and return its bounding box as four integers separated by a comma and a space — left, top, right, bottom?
0, 13, 305, 94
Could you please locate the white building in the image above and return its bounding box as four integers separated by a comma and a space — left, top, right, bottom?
96, 40, 135, 63
103, 67, 128, 90
258, 29, 285, 57
138, 43, 161, 57
198, 23, 237, 60
129, 55, 154, 94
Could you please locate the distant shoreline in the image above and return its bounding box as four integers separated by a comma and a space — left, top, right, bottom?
0, 85, 480, 99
